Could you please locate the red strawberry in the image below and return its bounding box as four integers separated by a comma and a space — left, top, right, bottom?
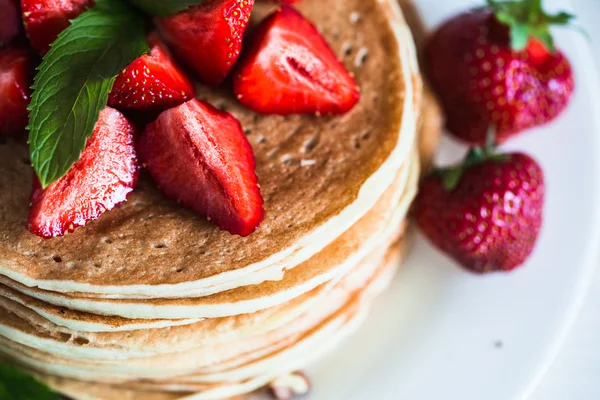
27, 107, 139, 238
108, 33, 195, 112
21, 0, 94, 54
233, 6, 359, 116
0, 0, 22, 48
155, 0, 254, 86
138, 99, 264, 237
415, 148, 544, 273
0, 46, 32, 136
425, 1, 575, 144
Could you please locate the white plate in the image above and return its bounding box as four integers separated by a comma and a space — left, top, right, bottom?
306, 1, 600, 399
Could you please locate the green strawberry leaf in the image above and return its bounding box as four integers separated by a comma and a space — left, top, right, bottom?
0, 364, 60, 400
128, 0, 206, 16
437, 127, 508, 191
439, 166, 464, 191
488, 0, 576, 52
28, 0, 149, 189
508, 22, 530, 50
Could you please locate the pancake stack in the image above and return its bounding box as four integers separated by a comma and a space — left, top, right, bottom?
0, 0, 441, 398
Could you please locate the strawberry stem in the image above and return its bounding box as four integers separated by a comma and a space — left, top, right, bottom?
441, 166, 464, 191
437, 127, 508, 191
485, 125, 497, 150
464, 147, 488, 165
487, 0, 576, 52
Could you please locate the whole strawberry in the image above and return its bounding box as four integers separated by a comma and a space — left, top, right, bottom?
425, 0, 575, 144
415, 148, 544, 273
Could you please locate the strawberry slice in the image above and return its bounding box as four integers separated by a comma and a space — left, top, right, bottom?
108, 33, 195, 112
138, 99, 264, 237
233, 6, 359, 116
21, 0, 94, 54
0, 46, 32, 136
0, 0, 22, 48
155, 0, 254, 86
27, 107, 140, 238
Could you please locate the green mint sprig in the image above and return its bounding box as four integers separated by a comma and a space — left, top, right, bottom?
28, 0, 149, 188
28, 0, 208, 189
0, 364, 61, 400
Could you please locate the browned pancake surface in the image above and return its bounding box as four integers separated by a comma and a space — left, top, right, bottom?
0, 0, 407, 286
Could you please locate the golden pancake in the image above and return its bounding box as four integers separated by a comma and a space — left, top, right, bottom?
0, 0, 419, 299
0, 0, 443, 399
0, 236, 402, 380
32, 241, 405, 400
0, 231, 401, 360
0, 151, 418, 320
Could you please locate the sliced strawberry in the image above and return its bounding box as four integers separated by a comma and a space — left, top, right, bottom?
27, 107, 139, 239
0, 46, 32, 136
233, 6, 359, 116
108, 33, 195, 112
0, 0, 22, 48
138, 99, 264, 237
155, 0, 254, 86
21, 0, 94, 54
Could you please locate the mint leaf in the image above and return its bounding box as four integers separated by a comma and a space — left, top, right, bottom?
28, 0, 149, 188
0, 364, 61, 400
128, 0, 206, 16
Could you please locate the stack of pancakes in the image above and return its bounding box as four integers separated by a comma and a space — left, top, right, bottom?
0, 0, 442, 398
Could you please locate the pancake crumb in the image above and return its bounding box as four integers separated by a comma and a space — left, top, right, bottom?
355, 48, 369, 67
302, 135, 320, 153
341, 41, 353, 57
267, 147, 280, 159
280, 154, 298, 167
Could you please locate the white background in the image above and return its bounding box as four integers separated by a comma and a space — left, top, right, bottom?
532, 0, 600, 399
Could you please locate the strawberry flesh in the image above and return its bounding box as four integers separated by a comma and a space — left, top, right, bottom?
138, 99, 264, 237
156, 0, 254, 86
415, 153, 544, 273
0, 0, 22, 48
21, 0, 94, 54
108, 33, 195, 112
425, 9, 574, 144
233, 6, 359, 116
27, 107, 140, 238
0, 46, 32, 136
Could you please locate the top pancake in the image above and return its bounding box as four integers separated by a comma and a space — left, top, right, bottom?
0, 0, 419, 295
